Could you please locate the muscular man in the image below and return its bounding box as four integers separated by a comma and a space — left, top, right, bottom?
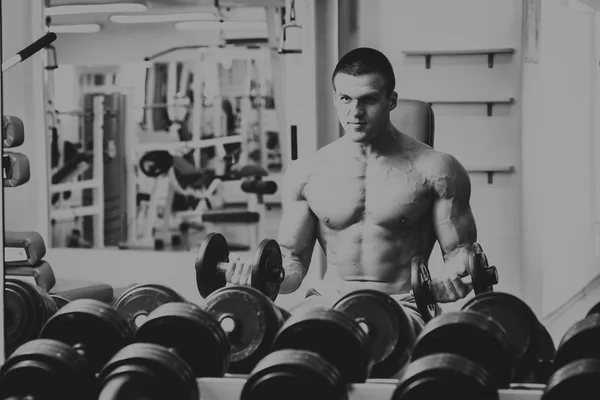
227, 47, 478, 326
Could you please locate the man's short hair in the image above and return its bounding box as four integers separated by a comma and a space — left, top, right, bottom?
332, 47, 396, 95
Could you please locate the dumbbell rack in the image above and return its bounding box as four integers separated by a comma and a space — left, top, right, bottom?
195, 378, 544, 400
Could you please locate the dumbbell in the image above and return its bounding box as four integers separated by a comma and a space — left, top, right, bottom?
242, 349, 348, 400
412, 242, 499, 322
0, 339, 97, 400
97, 343, 199, 400
0, 298, 134, 400
461, 291, 556, 383
410, 310, 515, 388
38, 299, 134, 372
50, 294, 71, 310
269, 308, 372, 384
113, 283, 186, 329
331, 289, 421, 378
5, 278, 58, 356
392, 353, 498, 400
131, 301, 232, 378
195, 232, 285, 302
543, 309, 600, 399
202, 285, 291, 373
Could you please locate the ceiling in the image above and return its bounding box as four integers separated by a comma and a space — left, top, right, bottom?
46, 0, 284, 29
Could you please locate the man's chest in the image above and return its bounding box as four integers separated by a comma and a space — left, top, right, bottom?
304, 161, 434, 229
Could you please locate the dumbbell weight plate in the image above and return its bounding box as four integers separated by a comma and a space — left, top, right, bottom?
392, 353, 497, 400
39, 299, 134, 373
113, 283, 186, 330
332, 290, 417, 378
98, 342, 199, 400
461, 291, 543, 382
5, 279, 57, 356
553, 314, 600, 371
50, 294, 71, 310
469, 243, 499, 294
134, 302, 231, 377
32, 284, 59, 318
250, 238, 284, 302
410, 259, 442, 323
241, 349, 347, 400
195, 232, 229, 298
203, 286, 289, 374
271, 308, 372, 383
410, 311, 515, 388
530, 324, 556, 384
0, 338, 96, 400
543, 358, 600, 400
586, 301, 600, 317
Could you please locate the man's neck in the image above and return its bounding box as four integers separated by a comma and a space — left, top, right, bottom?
353, 122, 399, 158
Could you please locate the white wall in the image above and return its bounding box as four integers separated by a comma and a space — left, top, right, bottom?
349, 0, 525, 307
523, 0, 599, 318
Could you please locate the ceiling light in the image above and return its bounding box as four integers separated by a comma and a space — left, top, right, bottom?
45, 2, 147, 16
49, 24, 102, 33
175, 21, 268, 31
110, 13, 217, 24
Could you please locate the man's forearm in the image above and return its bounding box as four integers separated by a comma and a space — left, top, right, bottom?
280, 250, 308, 294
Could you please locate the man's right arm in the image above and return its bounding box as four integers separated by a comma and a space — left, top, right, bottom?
277, 159, 319, 294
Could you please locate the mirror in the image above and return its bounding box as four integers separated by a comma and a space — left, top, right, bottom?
45, 4, 286, 253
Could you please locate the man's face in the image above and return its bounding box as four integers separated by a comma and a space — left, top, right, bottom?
333, 72, 397, 143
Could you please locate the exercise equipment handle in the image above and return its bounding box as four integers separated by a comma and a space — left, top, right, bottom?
216, 261, 285, 283
2, 32, 57, 73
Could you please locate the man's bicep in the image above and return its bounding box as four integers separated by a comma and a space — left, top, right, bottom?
276, 161, 318, 273
277, 199, 318, 261
433, 198, 477, 258
431, 154, 477, 258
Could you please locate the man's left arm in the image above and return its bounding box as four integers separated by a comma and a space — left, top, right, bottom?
428, 153, 478, 302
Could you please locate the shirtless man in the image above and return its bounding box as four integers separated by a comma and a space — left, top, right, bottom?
226, 47, 478, 326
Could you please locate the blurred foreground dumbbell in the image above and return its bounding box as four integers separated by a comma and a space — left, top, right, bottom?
242, 349, 348, 400
409, 310, 514, 389
268, 308, 372, 383
461, 292, 556, 383
412, 243, 499, 322
242, 290, 425, 399
4, 278, 58, 356
195, 232, 285, 302
97, 343, 199, 400
396, 292, 556, 399
393, 353, 499, 400
0, 299, 134, 400
97, 302, 229, 400
542, 302, 600, 399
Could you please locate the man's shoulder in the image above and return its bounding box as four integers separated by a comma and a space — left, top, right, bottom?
409, 146, 465, 176
410, 148, 470, 197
